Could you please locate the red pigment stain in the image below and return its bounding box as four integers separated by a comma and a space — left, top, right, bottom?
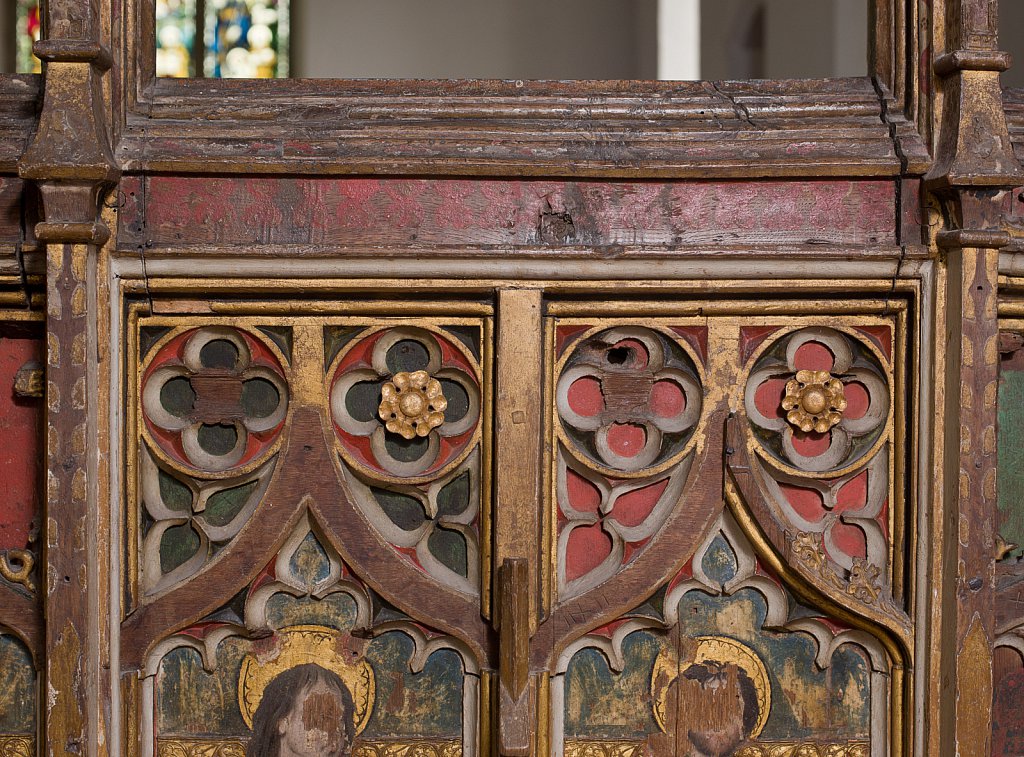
612, 479, 669, 527
650, 380, 685, 417
565, 468, 601, 514
754, 378, 788, 420
567, 376, 604, 417
606, 423, 647, 458
835, 471, 868, 512
828, 523, 866, 559
793, 342, 834, 372
0, 334, 43, 551
779, 484, 826, 522
565, 525, 613, 582
843, 381, 870, 420
791, 431, 831, 457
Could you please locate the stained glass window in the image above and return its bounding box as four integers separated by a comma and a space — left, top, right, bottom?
16, 0, 40, 74
206, 0, 288, 78
156, 0, 197, 78
153, 0, 288, 78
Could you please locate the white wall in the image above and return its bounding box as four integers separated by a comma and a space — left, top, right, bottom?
292, 0, 656, 79
1002, 0, 1024, 89
699, 0, 866, 81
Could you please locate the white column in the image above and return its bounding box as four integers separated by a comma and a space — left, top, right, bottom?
657, 0, 701, 80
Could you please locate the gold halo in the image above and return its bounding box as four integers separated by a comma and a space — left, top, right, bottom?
651, 635, 771, 738
238, 625, 375, 735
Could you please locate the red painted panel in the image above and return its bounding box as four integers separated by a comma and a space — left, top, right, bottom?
123, 177, 897, 249
0, 328, 43, 551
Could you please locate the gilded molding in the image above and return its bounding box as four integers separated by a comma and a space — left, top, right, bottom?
156, 741, 462, 757
735, 743, 871, 757
563, 742, 643, 757
353, 742, 461, 757
156, 742, 244, 757
558, 741, 871, 757
0, 736, 33, 757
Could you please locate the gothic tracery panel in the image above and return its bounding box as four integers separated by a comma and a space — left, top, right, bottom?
544, 309, 908, 757
146, 516, 474, 757
552, 323, 706, 599
125, 311, 491, 757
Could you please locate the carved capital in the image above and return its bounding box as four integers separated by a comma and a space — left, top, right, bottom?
17, 8, 118, 246
925, 0, 1022, 190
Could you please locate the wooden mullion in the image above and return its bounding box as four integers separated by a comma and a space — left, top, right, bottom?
43, 243, 96, 757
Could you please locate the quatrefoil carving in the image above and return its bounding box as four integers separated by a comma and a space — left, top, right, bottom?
142, 327, 289, 473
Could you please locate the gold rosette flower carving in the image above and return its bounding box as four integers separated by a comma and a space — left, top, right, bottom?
378, 370, 448, 439
781, 369, 847, 434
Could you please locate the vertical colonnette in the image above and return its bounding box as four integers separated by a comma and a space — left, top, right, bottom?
16, 0, 119, 756
926, 0, 1023, 754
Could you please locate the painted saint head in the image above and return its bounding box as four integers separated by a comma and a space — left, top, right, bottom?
238, 625, 376, 749
246, 663, 356, 757
649, 636, 771, 757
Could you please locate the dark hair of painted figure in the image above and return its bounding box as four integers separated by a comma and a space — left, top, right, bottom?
246, 663, 356, 757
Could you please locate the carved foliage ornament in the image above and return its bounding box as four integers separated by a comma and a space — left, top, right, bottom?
330, 326, 481, 482
745, 327, 889, 476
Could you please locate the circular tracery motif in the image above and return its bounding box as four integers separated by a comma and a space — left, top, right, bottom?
141, 327, 289, 475
329, 326, 481, 482
744, 327, 890, 475
556, 326, 703, 476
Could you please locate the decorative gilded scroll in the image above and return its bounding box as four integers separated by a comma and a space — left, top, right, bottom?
0, 736, 33, 757
0, 551, 34, 593
735, 743, 870, 757
557, 741, 871, 757
563, 742, 643, 757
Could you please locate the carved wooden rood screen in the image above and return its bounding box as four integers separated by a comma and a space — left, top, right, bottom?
0, 0, 1023, 756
